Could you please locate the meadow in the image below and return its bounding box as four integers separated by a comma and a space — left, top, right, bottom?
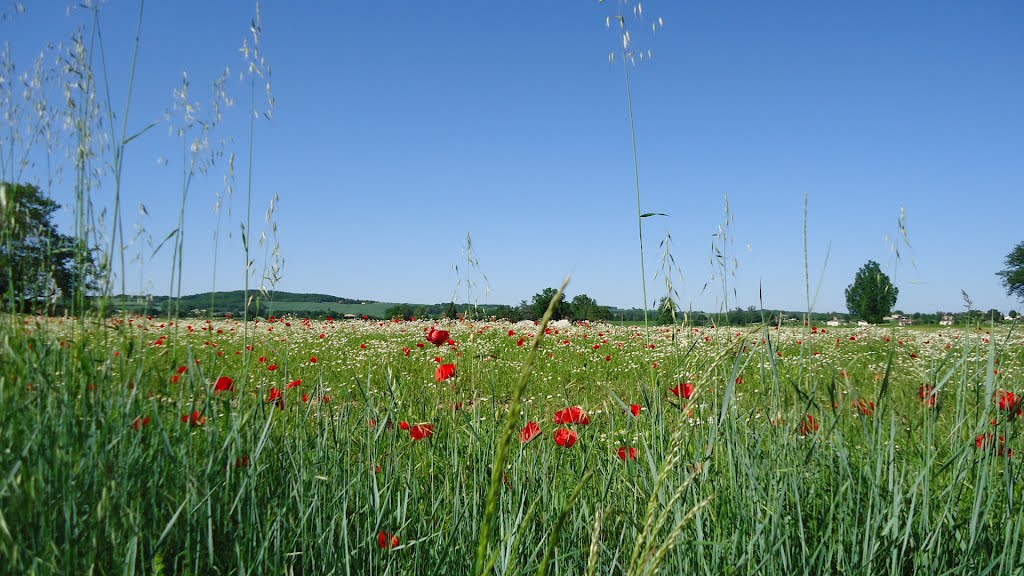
2, 310, 1022, 574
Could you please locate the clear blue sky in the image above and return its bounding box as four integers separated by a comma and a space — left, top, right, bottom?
3, 1, 1022, 314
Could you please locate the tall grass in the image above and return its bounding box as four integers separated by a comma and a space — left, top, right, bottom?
1, 3, 1024, 576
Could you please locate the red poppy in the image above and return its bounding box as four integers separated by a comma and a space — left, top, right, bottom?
554, 406, 590, 425
267, 388, 284, 409
997, 390, 1020, 412
520, 421, 542, 444
919, 385, 937, 408
132, 416, 151, 430
378, 531, 399, 549
517, 338, 525, 347
426, 327, 450, 347
435, 363, 457, 382
399, 421, 410, 430
310, 356, 318, 363
630, 404, 641, 417
671, 382, 695, 399
235, 455, 250, 468
410, 423, 434, 440
176, 365, 188, 374
181, 411, 206, 426
209, 376, 233, 394
286, 379, 302, 389
368, 419, 377, 429
258, 356, 266, 363
853, 398, 875, 416
267, 364, 278, 371
553, 428, 578, 448
170, 375, 180, 384
403, 346, 411, 356
977, 433, 1013, 457
797, 414, 819, 436
617, 446, 638, 461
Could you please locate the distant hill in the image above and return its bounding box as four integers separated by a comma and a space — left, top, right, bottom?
106, 290, 381, 317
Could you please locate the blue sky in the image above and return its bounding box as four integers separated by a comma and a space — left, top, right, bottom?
3, 1, 1022, 314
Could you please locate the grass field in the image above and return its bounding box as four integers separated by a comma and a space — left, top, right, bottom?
2, 313, 1022, 574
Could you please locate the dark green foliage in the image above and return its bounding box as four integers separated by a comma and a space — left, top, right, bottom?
0, 182, 96, 309
569, 293, 610, 321
845, 260, 898, 323
383, 303, 415, 320
997, 241, 1024, 302
531, 288, 571, 321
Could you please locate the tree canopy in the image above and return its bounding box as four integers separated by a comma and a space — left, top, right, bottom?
531, 288, 571, 321
997, 242, 1024, 302
844, 260, 898, 324
1, 182, 95, 308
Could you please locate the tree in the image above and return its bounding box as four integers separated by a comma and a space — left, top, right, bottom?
531, 288, 570, 321
383, 303, 414, 321
569, 293, 609, 321
844, 260, 898, 324
997, 242, 1024, 302
658, 296, 678, 325
0, 182, 96, 308
443, 302, 458, 319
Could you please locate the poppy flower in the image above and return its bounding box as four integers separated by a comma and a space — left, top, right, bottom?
399, 421, 410, 430
410, 423, 434, 440
426, 327, 450, 347
630, 404, 641, 417
919, 385, 937, 408
554, 406, 590, 425
553, 428, 578, 448
403, 347, 411, 356
234, 455, 250, 468
853, 398, 875, 416
997, 390, 1020, 413
267, 364, 278, 371
181, 411, 206, 426
170, 375, 180, 384
214, 376, 235, 393
132, 416, 151, 430
797, 414, 819, 436
176, 365, 188, 374
976, 433, 1013, 457
258, 356, 266, 363
378, 531, 399, 549
520, 421, 542, 444
617, 446, 638, 461
310, 356, 318, 363
671, 382, 695, 399
435, 363, 457, 382
286, 379, 302, 389
267, 388, 284, 409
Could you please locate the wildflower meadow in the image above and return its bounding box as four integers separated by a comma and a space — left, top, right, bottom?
2, 310, 1023, 573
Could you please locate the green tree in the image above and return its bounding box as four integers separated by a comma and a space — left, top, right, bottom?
844, 260, 898, 324
658, 296, 678, 325
531, 288, 570, 321
383, 303, 414, 321
997, 242, 1024, 302
0, 182, 96, 309
569, 293, 609, 321
443, 302, 458, 319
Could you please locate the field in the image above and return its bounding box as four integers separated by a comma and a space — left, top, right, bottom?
2, 312, 1023, 574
